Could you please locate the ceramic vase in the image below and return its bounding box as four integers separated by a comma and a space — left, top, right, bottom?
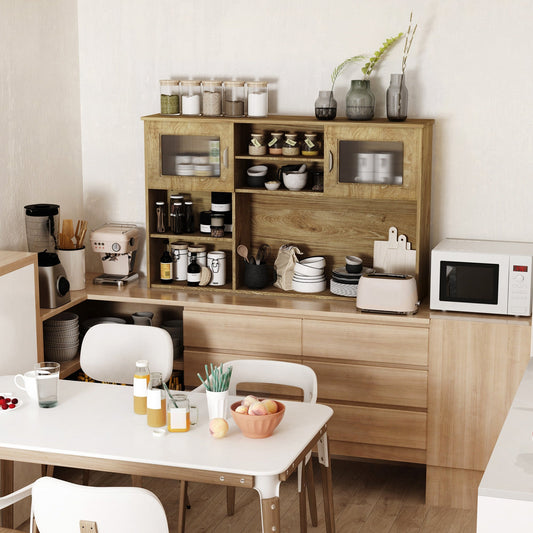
345, 80, 375, 121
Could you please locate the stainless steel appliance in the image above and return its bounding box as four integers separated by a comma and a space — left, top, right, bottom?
90, 223, 139, 286
430, 238, 533, 316
37, 251, 70, 309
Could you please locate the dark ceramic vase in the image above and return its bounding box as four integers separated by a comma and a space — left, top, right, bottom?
244, 263, 271, 290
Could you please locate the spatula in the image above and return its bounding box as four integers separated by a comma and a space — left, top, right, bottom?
62, 219, 75, 249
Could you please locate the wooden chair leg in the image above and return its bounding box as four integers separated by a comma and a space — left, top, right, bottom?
298, 462, 307, 533
185, 485, 191, 509
226, 486, 236, 516
178, 480, 188, 533
305, 457, 318, 527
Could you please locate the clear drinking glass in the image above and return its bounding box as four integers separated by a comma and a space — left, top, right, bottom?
34, 362, 60, 408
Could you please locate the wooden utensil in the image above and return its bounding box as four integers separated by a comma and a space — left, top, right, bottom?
62, 219, 74, 249
75, 220, 88, 248
373, 226, 416, 275
237, 245, 250, 263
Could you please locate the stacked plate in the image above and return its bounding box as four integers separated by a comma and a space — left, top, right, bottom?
330, 267, 374, 298
292, 257, 327, 293
43, 312, 80, 362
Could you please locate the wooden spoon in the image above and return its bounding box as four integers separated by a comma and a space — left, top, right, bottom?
237, 244, 250, 263
62, 219, 74, 249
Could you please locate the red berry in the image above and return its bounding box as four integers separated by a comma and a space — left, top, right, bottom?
0, 396, 4, 401
11, 398, 18, 405
5, 398, 10, 403
1, 404, 7, 410
8, 404, 15, 409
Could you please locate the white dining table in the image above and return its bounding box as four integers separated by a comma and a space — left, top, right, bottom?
0, 376, 335, 532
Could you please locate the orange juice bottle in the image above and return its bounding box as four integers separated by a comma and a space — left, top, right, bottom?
147, 372, 166, 428
133, 360, 150, 414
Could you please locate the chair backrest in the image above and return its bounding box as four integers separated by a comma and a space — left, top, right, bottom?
80, 323, 173, 384
193, 359, 317, 403
31, 476, 169, 533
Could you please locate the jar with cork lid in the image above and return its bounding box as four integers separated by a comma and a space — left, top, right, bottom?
160, 80, 180, 115
248, 133, 267, 156
202, 80, 222, 116
282, 133, 300, 156
180, 80, 201, 115
223, 80, 246, 117
247, 81, 268, 117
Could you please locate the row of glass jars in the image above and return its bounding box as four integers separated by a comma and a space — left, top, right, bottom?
160, 80, 268, 117
249, 132, 321, 157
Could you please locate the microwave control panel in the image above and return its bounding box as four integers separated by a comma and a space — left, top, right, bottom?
508, 255, 533, 316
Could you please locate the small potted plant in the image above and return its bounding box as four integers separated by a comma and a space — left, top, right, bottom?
345, 33, 403, 121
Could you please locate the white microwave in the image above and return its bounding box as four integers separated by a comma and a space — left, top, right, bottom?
430, 238, 533, 316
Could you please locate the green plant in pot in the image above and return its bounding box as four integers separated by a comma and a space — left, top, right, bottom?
345, 33, 403, 121
315, 55, 364, 121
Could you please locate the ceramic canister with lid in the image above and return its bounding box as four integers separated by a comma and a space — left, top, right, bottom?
207, 251, 226, 286
170, 241, 189, 281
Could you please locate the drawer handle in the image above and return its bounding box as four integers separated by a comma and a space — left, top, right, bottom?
328, 150, 334, 172
223, 147, 229, 168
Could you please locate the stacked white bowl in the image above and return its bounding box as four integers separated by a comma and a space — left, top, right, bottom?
292, 256, 327, 293
43, 312, 80, 362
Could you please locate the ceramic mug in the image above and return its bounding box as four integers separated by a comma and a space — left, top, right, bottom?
14, 370, 39, 402
132, 312, 153, 326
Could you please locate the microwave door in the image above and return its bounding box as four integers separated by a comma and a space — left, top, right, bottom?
439, 260, 509, 314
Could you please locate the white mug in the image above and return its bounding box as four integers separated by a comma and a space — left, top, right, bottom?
14, 370, 39, 402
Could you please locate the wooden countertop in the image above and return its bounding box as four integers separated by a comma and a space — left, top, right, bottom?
41, 272, 431, 327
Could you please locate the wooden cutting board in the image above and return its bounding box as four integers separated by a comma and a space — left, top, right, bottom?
373, 226, 416, 275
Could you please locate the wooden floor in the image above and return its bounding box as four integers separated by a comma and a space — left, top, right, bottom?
17, 459, 476, 533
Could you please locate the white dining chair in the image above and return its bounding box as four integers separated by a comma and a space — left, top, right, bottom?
182, 359, 319, 533
78, 323, 174, 487
80, 323, 174, 384
0, 476, 169, 533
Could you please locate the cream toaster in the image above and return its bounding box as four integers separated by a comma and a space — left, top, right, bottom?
356, 273, 419, 314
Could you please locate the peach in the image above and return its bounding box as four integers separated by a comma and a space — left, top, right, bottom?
248, 401, 268, 416
235, 405, 249, 414
209, 418, 229, 438
242, 395, 258, 407
262, 399, 278, 414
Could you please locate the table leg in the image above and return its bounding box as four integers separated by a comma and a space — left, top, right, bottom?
318, 433, 335, 533
178, 480, 188, 533
297, 462, 307, 533
226, 486, 236, 516
305, 457, 318, 527
254, 475, 281, 533
0, 460, 14, 529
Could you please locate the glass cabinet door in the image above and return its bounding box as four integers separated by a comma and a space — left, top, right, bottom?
144, 119, 233, 192
323, 122, 427, 201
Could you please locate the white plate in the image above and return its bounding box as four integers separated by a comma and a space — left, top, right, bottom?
0, 392, 23, 412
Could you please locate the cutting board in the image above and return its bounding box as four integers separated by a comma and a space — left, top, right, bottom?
373, 226, 416, 275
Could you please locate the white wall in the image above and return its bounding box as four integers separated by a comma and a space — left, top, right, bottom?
0, 0, 82, 251
4, 1, 533, 275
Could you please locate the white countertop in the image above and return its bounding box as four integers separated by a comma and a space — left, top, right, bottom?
479, 357, 533, 501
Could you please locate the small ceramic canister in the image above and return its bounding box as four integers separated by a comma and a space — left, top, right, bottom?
207, 251, 226, 286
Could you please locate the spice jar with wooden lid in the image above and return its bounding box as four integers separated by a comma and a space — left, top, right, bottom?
202, 80, 222, 116
282, 133, 300, 156
223, 80, 246, 117
181, 80, 201, 115
247, 81, 268, 117
160, 80, 180, 115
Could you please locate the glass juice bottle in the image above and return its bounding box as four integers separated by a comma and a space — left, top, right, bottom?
147, 372, 166, 428
133, 360, 150, 414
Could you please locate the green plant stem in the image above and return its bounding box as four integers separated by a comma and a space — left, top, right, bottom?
361, 33, 403, 80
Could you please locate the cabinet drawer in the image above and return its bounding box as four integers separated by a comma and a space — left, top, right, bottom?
184, 310, 301, 355
307, 360, 427, 409
303, 319, 428, 366
327, 403, 427, 450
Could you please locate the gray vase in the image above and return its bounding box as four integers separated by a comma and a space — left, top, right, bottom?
386, 74, 408, 122
345, 80, 375, 121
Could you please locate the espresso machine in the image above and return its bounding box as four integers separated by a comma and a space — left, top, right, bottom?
90, 223, 139, 286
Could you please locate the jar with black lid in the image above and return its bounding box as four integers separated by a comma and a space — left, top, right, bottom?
184, 201, 194, 233
210, 213, 225, 238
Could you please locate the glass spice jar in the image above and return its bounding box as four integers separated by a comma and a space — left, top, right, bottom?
301, 133, 320, 156
223, 80, 246, 117
282, 133, 300, 156
180, 80, 201, 115
160, 80, 180, 115
268, 132, 284, 155
201, 80, 222, 116
248, 133, 267, 156
246, 81, 268, 117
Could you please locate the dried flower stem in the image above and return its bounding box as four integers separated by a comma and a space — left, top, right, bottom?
401, 12, 418, 75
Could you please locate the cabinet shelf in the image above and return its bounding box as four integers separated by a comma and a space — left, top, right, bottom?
143, 115, 433, 299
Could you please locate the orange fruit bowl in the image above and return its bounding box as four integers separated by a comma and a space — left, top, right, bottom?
230, 400, 285, 439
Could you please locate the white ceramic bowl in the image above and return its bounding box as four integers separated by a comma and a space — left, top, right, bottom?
292, 278, 326, 293
282, 171, 307, 191
292, 273, 325, 282
265, 180, 281, 191
294, 262, 324, 277
300, 256, 326, 269
247, 165, 268, 177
